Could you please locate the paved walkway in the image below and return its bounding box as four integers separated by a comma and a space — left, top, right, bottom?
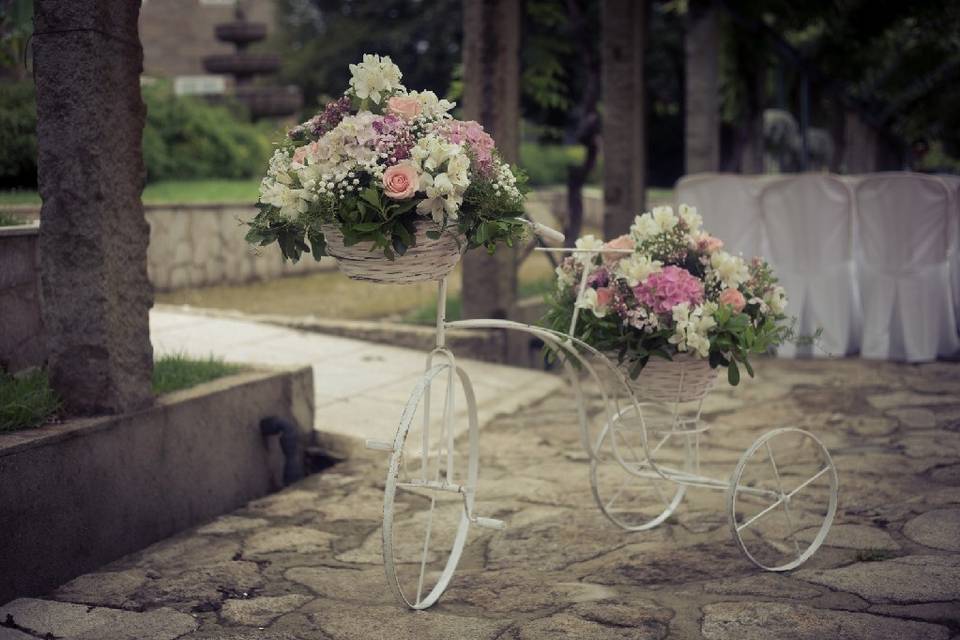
148, 306, 563, 458
3, 359, 960, 639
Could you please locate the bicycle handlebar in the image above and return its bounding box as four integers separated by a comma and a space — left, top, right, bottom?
523, 219, 565, 244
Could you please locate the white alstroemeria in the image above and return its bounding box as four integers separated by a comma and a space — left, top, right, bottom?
575, 287, 607, 318
678, 203, 702, 233
417, 196, 446, 223
446, 152, 471, 187
652, 205, 678, 232
709, 251, 750, 289
259, 181, 310, 219
615, 253, 663, 286
630, 213, 660, 242
406, 89, 455, 118
668, 302, 716, 357
766, 285, 788, 314
574, 234, 604, 265
348, 54, 403, 104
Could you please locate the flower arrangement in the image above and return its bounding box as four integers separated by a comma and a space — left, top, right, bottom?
544, 204, 795, 385
245, 54, 529, 263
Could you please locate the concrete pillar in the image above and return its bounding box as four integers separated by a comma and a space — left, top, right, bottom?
601, 0, 647, 238
684, 0, 720, 175
461, 0, 520, 320
33, 0, 154, 414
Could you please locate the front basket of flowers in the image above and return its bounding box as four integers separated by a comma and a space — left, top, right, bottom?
245, 54, 529, 284
545, 204, 796, 403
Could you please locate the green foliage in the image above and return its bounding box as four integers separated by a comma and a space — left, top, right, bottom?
142, 84, 273, 182
274, 0, 463, 109
520, 143, 601, 186
0, 367, 60, 432
0, 81, 37, 189
152, 353, 246, 395
0, 211, 26, 226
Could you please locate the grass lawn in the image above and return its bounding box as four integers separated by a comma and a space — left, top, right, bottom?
152, 353, 246, 395
0, 368, 60, 432
0, 179, 262, 207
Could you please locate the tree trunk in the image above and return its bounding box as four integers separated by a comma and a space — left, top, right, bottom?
461, 0, 520, 320
564, 0, 601, 246
34, 0, 154, 414
684, 0, 720, 175
601, 0, 646, 239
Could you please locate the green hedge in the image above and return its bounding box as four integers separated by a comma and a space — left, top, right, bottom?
0, 81, 273, 189
142, 84, 273, 183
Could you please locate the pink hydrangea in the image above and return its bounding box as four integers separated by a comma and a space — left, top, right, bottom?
633, 266, 704, 315
440, 120, 495, 175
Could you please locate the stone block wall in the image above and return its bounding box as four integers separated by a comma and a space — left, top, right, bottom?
0, 225, 45, 373
144, 204, 331, 291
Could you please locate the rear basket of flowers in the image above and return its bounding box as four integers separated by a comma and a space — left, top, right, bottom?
245, 54, 529, 284
545, 204, 798, 401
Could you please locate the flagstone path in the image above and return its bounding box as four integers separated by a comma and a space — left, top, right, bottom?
3, 358, 959, 639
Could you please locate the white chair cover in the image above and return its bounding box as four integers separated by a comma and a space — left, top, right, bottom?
855, 174, 960, 361
675, 173, 778, 258
937, 174, 960, 321
760, 174, 861, 357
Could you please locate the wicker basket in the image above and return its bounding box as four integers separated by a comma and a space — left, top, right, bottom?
321, 220, 464, 284
622, 354, 719, 403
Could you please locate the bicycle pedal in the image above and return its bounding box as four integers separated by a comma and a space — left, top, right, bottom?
473, 516, 506, 530
364, 439, 395, 452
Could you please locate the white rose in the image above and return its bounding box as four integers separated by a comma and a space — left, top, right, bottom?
767, 286, 788, 314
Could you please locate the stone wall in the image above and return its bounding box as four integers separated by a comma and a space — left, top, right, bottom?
0, 224, 44, 373
144, 204, 330, 291
0, 365, 314, 603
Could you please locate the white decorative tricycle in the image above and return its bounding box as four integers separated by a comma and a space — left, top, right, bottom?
358, 221, 838, 610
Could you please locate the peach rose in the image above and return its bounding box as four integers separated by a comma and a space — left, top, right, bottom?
698, 234, 724, 254
382, 163, 419, 199
602, 234, 635, 266
292, 141, 318, 165
596, 287, 614, 309
718, 288, 746, 312
387, 96, 422, 119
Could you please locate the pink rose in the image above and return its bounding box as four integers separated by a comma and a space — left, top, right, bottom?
387, 96, 422, 120
292, 141, 318, 165
596, 287, 614, 309
718, 288, 746, 312
382, 163, 419, 199
602, 234, 635, 266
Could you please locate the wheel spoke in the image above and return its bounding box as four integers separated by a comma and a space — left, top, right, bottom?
605, 478, 630, 511
787, 466, 831, 500
765, 442, 800, 554
736, 495, 785, 533
415, 495, 437, 606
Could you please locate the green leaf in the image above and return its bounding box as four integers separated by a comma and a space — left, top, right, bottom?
425, 230, 441, 240
360, 187, 382, 210
727, 360, 741, 386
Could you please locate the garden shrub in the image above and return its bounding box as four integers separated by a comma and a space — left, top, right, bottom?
519, 142, 601, 186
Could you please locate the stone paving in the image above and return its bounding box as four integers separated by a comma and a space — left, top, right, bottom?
3, 358, 960, 639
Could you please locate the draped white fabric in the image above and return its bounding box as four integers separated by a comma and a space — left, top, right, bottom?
671, 172, 960, 361
760, 175, 861, 357
855, 174, 959, 361
675, 173, 775, 258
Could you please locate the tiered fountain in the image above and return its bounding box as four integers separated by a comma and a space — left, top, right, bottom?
203, 6, 302, 119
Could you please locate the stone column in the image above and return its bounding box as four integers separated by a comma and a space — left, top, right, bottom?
460, 0, 520, 320
33, 0, 154, 414
602, 0, 647, 238
684, 0, 720, 175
